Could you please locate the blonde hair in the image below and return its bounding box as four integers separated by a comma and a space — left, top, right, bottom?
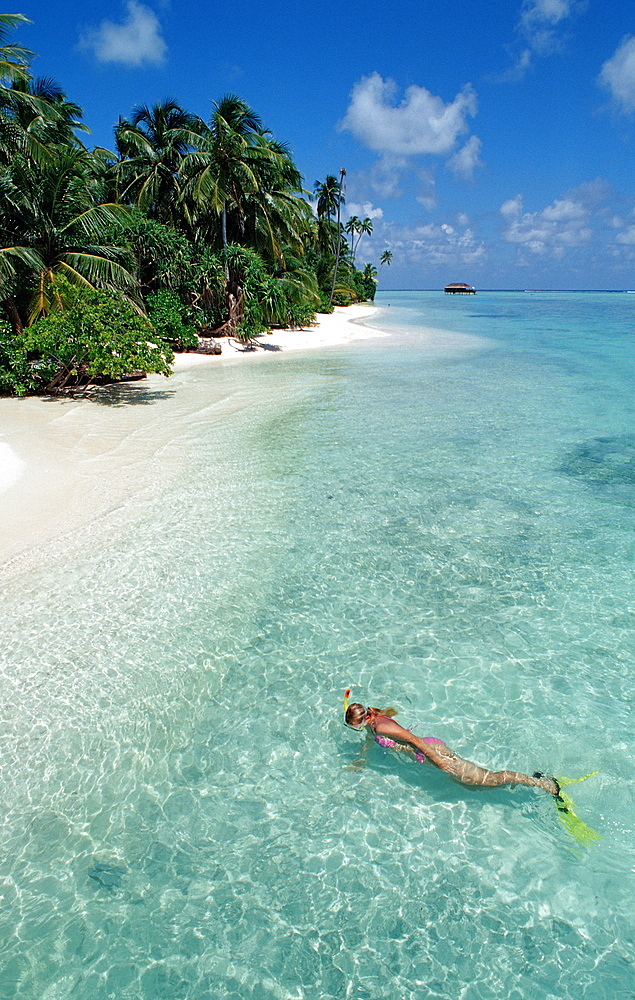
345, 702, 367, 727
345, 703, 380, 727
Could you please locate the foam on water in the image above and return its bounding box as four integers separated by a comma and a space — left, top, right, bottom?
1, 293, 634, 999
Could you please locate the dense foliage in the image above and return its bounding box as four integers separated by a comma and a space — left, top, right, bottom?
26, 282, 173, 393
0, 13, 382, 395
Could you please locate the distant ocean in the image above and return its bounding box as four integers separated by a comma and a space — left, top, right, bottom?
1, 290, 633, 999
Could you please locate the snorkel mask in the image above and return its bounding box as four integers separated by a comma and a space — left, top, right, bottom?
343, 688, 368, 730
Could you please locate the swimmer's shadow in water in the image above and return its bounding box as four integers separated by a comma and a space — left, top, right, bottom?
344, 740, 549, 814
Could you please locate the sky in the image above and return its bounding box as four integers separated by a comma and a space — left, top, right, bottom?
10, 0, 635, 289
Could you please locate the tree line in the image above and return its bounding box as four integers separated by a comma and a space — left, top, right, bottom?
0, 13, 385, 395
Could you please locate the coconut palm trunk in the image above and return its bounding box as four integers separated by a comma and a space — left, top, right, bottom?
327, 167, 346, 309
2, 296, 23, 336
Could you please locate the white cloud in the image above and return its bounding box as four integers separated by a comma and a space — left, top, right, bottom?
520, 0, 583, 54
541, 198, 585, 221
370, 156, 407, 198
80, 1, 167, 67
446, 135, 483, 180
501, 195, 524, 218
616, 226, 635, 245
599, 36, 635, 113
500, 189, 592, 255
344, 156, 407, 205
345, 202, 384, 222
340, 73, 477, 158
380, 220, 485, 268
501, 0, 583, 79
524, 0, 572, 21
416, 169, 437, 211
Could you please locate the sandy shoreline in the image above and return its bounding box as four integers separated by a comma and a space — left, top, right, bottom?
171, 302, 384, 370
0, 304, 384, 571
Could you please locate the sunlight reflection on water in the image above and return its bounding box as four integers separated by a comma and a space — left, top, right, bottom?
1, 292, 634, 999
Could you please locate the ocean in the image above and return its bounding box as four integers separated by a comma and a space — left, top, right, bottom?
1, 290, 633, 999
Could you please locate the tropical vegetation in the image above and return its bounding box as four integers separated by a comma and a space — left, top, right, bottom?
0, 13, 383, 396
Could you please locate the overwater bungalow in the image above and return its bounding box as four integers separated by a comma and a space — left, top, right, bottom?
444, 282, 476, 294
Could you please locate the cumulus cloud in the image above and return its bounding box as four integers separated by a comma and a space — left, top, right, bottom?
616, 226, 635, 245
380, 219, 485, 268
541, 198, 586, 221
500, 188, 593, 256
599, 36, 635, 113
501, 194, 524, 218
345, 202, 384, 222
447, 135, 483, 180
340, 73, 478, 159
79, 1, 167, 67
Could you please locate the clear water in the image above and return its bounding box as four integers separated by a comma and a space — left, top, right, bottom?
1, 291, 634, 999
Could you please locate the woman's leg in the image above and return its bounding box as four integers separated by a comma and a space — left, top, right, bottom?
429, 746, 559, 794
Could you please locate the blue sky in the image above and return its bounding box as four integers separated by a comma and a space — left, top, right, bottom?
12, 0, 635, 288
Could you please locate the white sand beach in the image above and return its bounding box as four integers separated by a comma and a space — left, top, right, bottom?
171, 303, 383, 370
0, 304, 385, 572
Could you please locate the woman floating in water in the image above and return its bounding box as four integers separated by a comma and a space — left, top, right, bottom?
344, 694, 560, 795
343, 690, 600, 844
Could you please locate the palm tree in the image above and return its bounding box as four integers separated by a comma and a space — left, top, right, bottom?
327, 167, 346, 308
114, 99, 203, 227
313, 174, 343, 253
1, 146, 134, 330
352, 217, 373, 264
237, 134, 312, 265
183, 94, 264, 252
344, 215, 360, 255
363, 263, 378, 281
0, 20, 90, 168
1, 76, 90, 166
247, 171, 314, 265
314, 174, 341, 223
380, 249, 393, 266
0, 13, 32, 86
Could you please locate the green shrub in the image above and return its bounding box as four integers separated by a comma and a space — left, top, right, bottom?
316, 291, 334, 314
26, 283, 173, 393
0, 321, 38, 396
146, 290, 198, 350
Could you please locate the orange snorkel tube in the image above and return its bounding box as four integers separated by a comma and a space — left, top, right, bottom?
343, 688, 351, 713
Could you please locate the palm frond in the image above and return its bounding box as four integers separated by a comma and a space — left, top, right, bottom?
60, 202, 132, 238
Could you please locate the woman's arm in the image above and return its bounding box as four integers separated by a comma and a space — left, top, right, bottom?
371, 716, 448, 766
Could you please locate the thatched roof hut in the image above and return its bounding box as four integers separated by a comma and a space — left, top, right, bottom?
444, 282, 476, 294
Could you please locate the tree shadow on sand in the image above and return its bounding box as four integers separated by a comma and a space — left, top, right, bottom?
86, 383, 176, 406
227, 336, 282, 352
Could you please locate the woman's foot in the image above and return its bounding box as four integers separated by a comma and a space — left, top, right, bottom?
533, 772, 561, 796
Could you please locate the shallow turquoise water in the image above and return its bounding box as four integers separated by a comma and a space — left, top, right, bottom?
1, 291, 634, 999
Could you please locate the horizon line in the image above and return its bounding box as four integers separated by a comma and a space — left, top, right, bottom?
375, 288, 634, 293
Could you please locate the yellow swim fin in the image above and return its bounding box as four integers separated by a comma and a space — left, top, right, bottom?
554, 772, 600, 846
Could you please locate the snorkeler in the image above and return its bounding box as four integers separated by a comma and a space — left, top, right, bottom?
344, 695, 560, 796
